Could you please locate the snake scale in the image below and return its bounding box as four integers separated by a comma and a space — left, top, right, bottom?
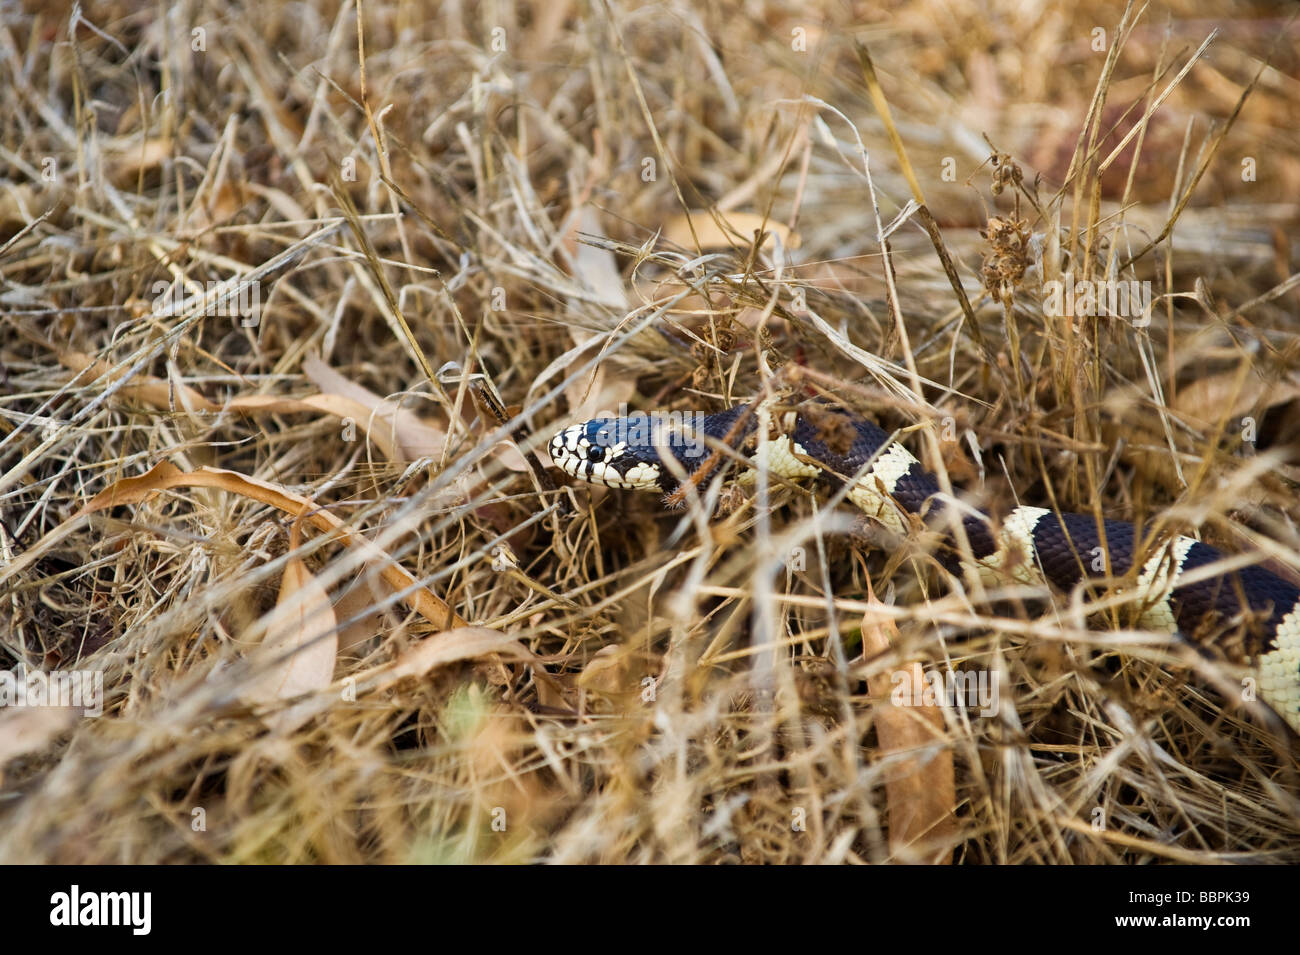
549, 401, 1300, 735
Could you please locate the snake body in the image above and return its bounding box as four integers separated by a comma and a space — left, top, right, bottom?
550, 402, 1300, 734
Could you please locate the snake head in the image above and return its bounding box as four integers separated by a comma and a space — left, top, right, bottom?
548, 415, 673, 491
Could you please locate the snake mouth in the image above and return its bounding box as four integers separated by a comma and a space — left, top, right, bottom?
548, 425, 663, 491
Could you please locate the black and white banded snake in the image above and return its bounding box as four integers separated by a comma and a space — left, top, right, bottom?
549, 400, 1300, 736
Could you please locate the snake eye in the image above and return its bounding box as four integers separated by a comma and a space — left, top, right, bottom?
588, 446, 605, 463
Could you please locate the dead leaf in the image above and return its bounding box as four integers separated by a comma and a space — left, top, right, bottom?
243, 548, 338, 734
59, 350, 448, 463
576, 644, 645, 709
0, 706, 80, 773
383, 626, 533, 684
362, 626, 567, 705
563, 206, 627, 310
1172, 370, 1300, 426
332, 575, 391, 653
663, 210, 799, 252
862, 607, 958, 864
225, 393, 420, 461
111, 138, 173, 181
59, 350, 219, 414
302, 354, 447, 461
75, 461, 467, 629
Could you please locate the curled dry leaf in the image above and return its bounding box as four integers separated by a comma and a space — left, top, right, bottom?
1171, 368, 1300, 427
576, 643, 645, 709
59, 350, 220, 415
59, 350, 447, 463
362, 626, 567, 706
302, 354, 447, 461
74, 460, 468, 629
110, 138, 173, 182
861, 607, 958, 864
382, 626, 535, 686
551, 209, 638, 439
242, 551, 338, 734
663, 210, 800, 252
332, 575, 393, 653
563, 207, 628, 311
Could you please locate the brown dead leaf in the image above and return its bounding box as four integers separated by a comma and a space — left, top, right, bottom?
663, 210, 799, 252
228, 393, 420, 461
575, 644, 646, 710
60, 350, 219, 414
575, 643, 629, 695
349, 626, 568, 708
242, 543, 338, 734
332, 575, 391, 653
181, 181, 246, 235
1172, 369, 1300, 427
862, 607, 957, 864
563, 206, 628, 310
302, 355, 447, 461
75, 461, 467, 629
381, 626, 535, 686
0, 705, 81, 773
59, 350, 447, 463
112, 138, 173, 181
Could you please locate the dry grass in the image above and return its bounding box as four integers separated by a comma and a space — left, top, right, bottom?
1, 0, 1299, 863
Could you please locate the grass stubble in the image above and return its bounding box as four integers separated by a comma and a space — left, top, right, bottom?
0, 0, 1299, 863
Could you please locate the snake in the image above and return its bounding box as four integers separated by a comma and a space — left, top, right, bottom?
549, 401, 1300, 735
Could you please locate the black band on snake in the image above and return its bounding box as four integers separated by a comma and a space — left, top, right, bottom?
549, 401, 1300, 735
